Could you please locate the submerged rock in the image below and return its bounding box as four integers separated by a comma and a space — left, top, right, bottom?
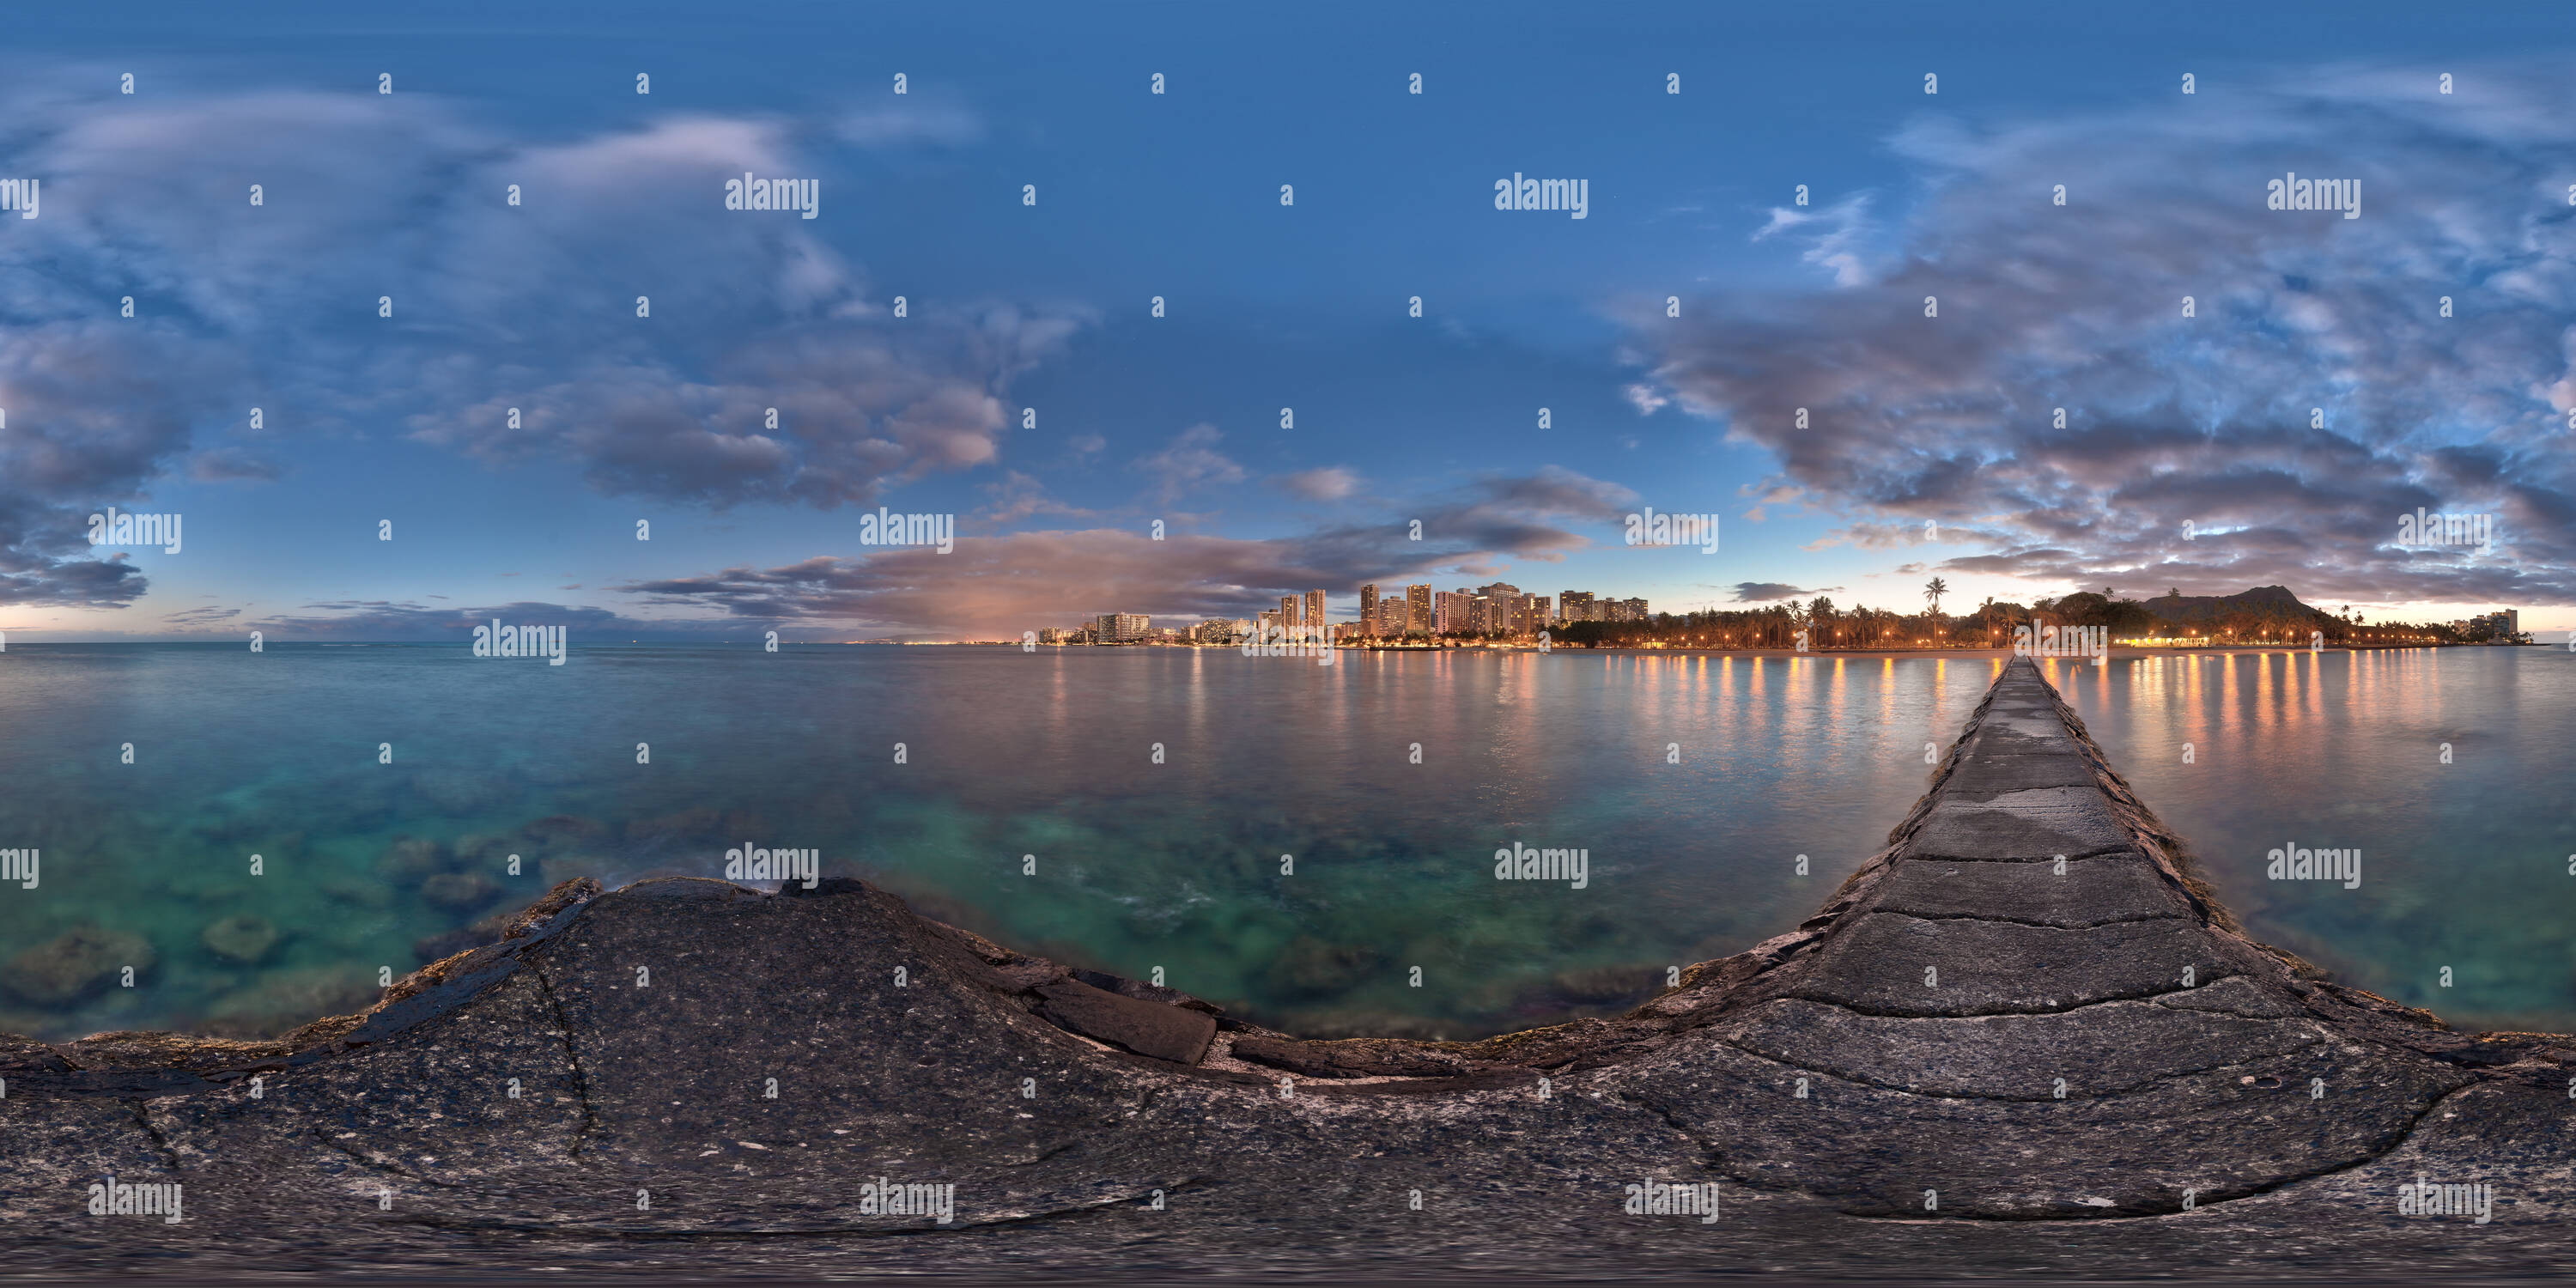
409, 768, 517, 816
201, 914, 280, 964
1541, 963, 1664, 1007
622, 806, 726, 845
374, 835, 454, 883
317, 876, 394, 909
201, 965, 377, 1039
420, 871, 501, 912
519, 814, 612, 852
1273, 934, 1387, 999
538, 854, 612, 887
410, 907, 519, 963
3, 925, 155, 1006
453, 833, 515, 867
1266, 1007, 1455, 1042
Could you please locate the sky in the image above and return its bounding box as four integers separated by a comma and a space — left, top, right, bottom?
2, 0, 2572, 641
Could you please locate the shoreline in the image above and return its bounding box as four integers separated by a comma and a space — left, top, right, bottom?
1051, 640, 2531, 656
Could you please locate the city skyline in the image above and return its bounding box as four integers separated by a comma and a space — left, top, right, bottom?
1042, 578, 2526, 647
1043, 580, 1654, 641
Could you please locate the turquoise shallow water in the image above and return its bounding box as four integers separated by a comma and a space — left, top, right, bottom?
2045, 647, 2576, 1033
0, 643, 2567, 1041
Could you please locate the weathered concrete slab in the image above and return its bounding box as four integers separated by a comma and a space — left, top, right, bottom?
1861, 854, 2190, 927
3, 656, 2567, 1278
1613, 1036, 2470, 1218
2155, 974, 2313, 1019
1940, 744, 2107, 795
1780, 911, 2256, 1016
1905, 787, 2142, 860
1717, 995, 2332, 1097
1035, 978, 1218, 1065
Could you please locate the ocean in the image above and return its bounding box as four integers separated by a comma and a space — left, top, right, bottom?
0, 642, 2566, 1041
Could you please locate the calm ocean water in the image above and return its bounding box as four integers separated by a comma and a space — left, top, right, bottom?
0, 643, 2567, 1041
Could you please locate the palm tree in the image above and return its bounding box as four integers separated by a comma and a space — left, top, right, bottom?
1923, 577, 1948, 640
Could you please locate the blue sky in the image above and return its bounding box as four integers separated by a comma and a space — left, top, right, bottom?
2, 1, 2571, 640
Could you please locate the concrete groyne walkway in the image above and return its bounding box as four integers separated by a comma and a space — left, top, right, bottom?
3, 658, 2566, 1277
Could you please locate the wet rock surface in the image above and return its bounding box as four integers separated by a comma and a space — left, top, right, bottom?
3, 659, 2569, 1278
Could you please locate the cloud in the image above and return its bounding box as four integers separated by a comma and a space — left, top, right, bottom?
1739, 481, 1806, 523
1728, 582, 1838, 603
1278, 466, 1359, 501
1133, 424, 1247, 502
160, 605, 241, 625
1801, 519, 1939, 551
416, 302, 1080, 509
976, 470, 1094, 524
623, 467, 1637, 637
247, 599, 745, 641
1750, 191, 1880, 287
0, 84, 1086, 529
186, 447, 282, 482
0, 325, 229, 606
1629, 64, 2576, 607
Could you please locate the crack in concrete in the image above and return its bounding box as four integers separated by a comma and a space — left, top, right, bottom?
1868, 908, 2187, 930
1838, 1078, 2488, 1222
383, 1179, 1206, 1239
1779, 976, 2250, 1020
1610, 1089, 1731, 1175
1892, 849, 2144, 864
527, 956, 598, 1158
307, 1125, 465, 1189
127, 1099, 180, 1171
1007, 1135, 1091, 1169
1710, 1028, 2372, 1104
